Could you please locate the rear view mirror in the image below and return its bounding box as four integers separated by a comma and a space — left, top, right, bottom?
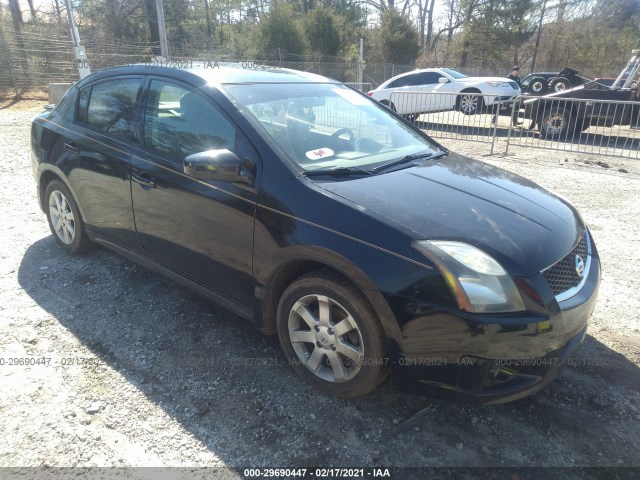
184, 149, 253, 185
294, 96, 326, 107
439, 77, 450, 84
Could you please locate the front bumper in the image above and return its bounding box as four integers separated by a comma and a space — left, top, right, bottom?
482, 88, 519, 107
385, 254, 600, 404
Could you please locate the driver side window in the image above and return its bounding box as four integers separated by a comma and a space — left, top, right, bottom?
143, 80, 236, 165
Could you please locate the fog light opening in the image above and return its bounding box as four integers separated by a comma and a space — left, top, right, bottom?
489, 366, 516, 384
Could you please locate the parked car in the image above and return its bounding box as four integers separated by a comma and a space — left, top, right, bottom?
522, 50, 640, 138
31, 64, 600, 403
521, 68, 590, 95
367, 68, 520, 118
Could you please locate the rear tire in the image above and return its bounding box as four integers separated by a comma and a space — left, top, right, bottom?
44, 179, 93, 254
550, 77, 570, 92
276, 269, 389, 398
539, 107, 576, 139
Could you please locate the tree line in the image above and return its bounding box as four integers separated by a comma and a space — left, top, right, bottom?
2, 0, 639, 79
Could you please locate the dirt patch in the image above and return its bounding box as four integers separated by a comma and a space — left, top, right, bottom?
0, 102, 638, 476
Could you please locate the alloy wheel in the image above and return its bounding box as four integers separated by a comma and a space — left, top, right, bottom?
48, 190, 76, 245
287, 294, 364, 383
459, 95, 479, 114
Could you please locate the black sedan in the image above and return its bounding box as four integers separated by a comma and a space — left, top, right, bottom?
30, 64, 600, 403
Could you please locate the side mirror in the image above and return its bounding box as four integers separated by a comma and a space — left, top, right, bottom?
438, 77, 450, 84
183, 149, 253, 185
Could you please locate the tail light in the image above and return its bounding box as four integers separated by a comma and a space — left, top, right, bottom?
366, 91, 373, 96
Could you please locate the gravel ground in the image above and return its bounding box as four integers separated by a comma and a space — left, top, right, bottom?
1, 102, 639, 478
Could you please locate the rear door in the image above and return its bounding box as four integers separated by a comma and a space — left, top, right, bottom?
65, 77, 142, 246
130, 78, 259, 311
390, 73, 420, 114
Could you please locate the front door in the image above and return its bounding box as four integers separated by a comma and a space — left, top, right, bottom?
130, 78, 258, 308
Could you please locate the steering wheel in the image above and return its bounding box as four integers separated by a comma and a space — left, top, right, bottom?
330, 128, 355, 143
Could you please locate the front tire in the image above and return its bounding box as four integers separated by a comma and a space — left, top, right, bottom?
457, 92, 483, 115
530, 78, 548, 94
276, 269, 388, 398
44, 179, 92, 253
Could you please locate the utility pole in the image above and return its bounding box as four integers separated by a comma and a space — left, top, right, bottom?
357, 38, 363, 90
64, 0, 90, 78
155, 0, 169, 60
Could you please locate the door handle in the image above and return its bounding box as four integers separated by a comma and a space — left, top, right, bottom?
64, 142, 79, 153
132, 171, 156, 190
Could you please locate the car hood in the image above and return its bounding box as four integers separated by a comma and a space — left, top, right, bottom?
317, 153, 584, 276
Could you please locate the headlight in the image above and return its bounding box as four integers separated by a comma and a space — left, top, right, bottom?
486, 81, 509, 87
413, 241, 525, 313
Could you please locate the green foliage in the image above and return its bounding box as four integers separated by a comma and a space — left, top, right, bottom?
459, 0, 536, 69
76, 0, 151, 42
304, 8, 340, 55
371, 9, 420, 64
20, 0, 640, 78
256, 3, 307, 56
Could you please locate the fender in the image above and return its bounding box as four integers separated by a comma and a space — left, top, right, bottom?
254, 244, 404, 359
35, 163, 88, 221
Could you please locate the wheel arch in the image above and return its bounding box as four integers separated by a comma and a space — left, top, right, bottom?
254, 247, 403, 356
536, 99, 577, 122
457, 87, 482, 102
37, 167, 84, 219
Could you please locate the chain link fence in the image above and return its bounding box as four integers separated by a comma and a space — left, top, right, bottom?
0, 25, 77, 99
0, 21, 414, 101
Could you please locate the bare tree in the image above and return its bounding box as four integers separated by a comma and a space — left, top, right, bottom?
530, 0, 547, 71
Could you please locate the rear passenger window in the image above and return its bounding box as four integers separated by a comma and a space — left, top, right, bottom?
393, 74, 418, 88
84, 78, 141, 140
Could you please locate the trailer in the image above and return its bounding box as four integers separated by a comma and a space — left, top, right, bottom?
521, 50, 640, 139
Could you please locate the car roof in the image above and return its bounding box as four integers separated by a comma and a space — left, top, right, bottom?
75, 62, 338, 88
380, 68, 445, 86
391, 68, 442, 78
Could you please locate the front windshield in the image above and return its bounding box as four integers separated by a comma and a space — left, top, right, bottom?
442, 68, 467, 80
224, 83, 439, 173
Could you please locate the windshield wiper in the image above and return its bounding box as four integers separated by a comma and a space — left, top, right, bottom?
303, 166, 376, 177
372, 151, 448, 174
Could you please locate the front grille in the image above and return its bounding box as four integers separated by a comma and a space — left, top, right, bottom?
542, 232, 589, 297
